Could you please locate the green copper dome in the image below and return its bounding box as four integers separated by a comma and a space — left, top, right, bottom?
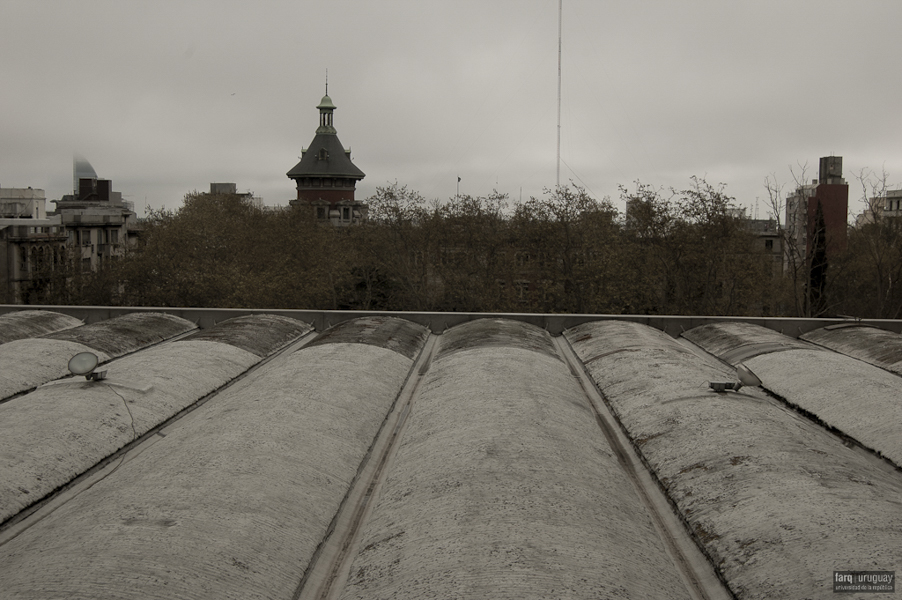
317, 95, 336, 110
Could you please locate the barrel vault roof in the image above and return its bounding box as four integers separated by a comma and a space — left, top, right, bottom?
0, 308, 900, 599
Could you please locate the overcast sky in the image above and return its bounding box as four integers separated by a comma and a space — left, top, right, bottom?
3, 0, 901, 219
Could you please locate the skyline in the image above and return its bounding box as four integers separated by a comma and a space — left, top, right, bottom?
2, 0, 902, 219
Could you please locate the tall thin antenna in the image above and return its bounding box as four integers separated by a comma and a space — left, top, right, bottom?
325, 68, 328, 95
556, 0, 562, 189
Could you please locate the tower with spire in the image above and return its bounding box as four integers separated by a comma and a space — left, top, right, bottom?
287, 84, 366, 225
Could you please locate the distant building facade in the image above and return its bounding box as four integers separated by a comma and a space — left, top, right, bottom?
287, 92, 367, 225
885, 189, 902, 218
0, 187, 67, 303
784, 156, 849, 265
854, 188, 902, 227
202, 182, 263, 207
53, 158, 139, 273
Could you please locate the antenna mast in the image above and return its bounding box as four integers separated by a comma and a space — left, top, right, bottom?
556, 0, 562, 188
325, 68, 328, 95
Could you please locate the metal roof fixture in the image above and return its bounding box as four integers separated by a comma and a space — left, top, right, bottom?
67, 351, 107, 381
710, 364, 762, 393
709, 381, 741, 392
736, 363, 762, 387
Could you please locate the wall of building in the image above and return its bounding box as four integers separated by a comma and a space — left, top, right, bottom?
807, 183, 849, 255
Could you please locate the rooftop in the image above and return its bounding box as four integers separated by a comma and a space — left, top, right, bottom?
0, 306, 899, 599
287, 94, 365, 182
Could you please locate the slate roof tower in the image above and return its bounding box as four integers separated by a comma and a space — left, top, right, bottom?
287, 90, 366, 225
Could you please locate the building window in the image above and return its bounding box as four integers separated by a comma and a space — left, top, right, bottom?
316, 206, 326, 219
496, 279, 506, 299
109, 229, 119, 244
515, 280, 529, 302
765, 239, 774, 251
342, 207, 350, 220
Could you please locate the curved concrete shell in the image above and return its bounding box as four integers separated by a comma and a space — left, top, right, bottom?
802, 323, 902, 375
0, 312, 196, 401
339, 319, 694, 599
44, 311, 196, 356
684, 321, 902, 466
0, 317, 426, 599
0, 310, 82, 344
566, 320, 902, 600
306, 314, 429, 360
0, 315, 313, 525
182, 313, 312, 357
1, 309, 899, 599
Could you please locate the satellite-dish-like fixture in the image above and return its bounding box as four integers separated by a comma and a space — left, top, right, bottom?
736, 364, 762, 387
68, 352, 107, 381
709, 364, 762, 393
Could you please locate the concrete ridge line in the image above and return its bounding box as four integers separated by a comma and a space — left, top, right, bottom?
296, 333, 441, 600
553, 335, 735, 600
0, 329, 319, 542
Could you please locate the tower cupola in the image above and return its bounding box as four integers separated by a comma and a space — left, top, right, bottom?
287, 86, 366, 225
316, 95, 337, 134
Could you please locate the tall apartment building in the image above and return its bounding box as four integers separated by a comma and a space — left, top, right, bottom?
784, 156, 849, 266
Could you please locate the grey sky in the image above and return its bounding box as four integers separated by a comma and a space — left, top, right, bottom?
2, 0, 901, 218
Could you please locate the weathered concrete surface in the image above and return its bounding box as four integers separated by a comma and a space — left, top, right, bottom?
0, 338, 111, 401
681, 321, 812, 364
0, 340, 258, 525
435, 316, 561, 361
11, 304, 902, 337
183, 313, 311, 357
566, 320, 902, 600
0, 341, 419, 600
307, 315, 429, 360
339, 320, 693, 600
802, 324, 902, 375
45, 311, 196, 356
685, 321, 902, 467
0, 312, 196, 401
0, 310, 81, 344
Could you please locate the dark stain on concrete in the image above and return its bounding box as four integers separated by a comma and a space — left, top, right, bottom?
0, 310, 82, 344
437, 318, 560, 361
306, 316, 427, 360
46, 312, 195, 357
182, 314, 312, 357
803, 325, 902, 371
